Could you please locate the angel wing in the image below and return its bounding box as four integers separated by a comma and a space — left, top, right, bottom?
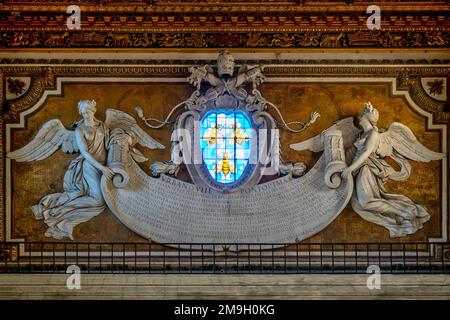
104, 109, 165, 150
7, 119, 79, 162
290, 117, 360, 153
376, 122, 445, 162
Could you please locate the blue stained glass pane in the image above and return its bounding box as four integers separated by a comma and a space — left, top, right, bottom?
235, 115, 245, 126
235, 159, 248, 172
216, 135, 225, 147
217, 114, 226, 126
201, 139, 208, 149
204, 159, 215, 169
203, 147, 216, 159
216, 148, 226, 158
201, 110, 252, 185
225, 131, 234, 148
225, 149, 235, 158
235, 149, 250, 159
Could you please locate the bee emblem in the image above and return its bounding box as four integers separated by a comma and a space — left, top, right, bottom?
216, 152, 236, 176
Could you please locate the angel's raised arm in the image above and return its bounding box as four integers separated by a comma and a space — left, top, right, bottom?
347, 130, 379, 172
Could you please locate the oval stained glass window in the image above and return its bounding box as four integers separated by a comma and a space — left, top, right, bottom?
201, 111, 252, 184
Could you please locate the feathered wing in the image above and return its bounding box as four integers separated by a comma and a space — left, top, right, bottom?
104, 108, 165, 150
290, 117, 360, 153
374, 122, 445, 181
376, 122, 445, 162
7, 119, 78, 162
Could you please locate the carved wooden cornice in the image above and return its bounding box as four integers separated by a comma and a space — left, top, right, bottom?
1, 31, 448, 49
1, 0, 449, 10
0, 1, 449, 48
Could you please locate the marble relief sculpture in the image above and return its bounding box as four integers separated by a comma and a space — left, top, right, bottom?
140, 50, 318, 186
7, 52, 446, 244
291, 102, 445, 237
8, 100, 164, 239
347, 103, 445, 236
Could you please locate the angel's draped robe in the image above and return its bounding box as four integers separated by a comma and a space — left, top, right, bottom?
32, 122, 108, 240
351, 135, 430, 237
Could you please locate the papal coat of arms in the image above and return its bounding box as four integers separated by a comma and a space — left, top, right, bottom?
8, 51, 446, 247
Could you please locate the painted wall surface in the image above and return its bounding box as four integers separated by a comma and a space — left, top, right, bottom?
9, 81, 442, 243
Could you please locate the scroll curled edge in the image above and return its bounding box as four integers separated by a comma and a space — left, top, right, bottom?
322, 129, 348, 189
101, 131, 353, 250
107, 130, 130, 188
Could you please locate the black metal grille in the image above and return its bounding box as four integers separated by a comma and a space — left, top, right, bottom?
0, 241, 449, 274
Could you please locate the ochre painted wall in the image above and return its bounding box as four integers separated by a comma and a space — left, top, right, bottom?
11, 82, 442, 243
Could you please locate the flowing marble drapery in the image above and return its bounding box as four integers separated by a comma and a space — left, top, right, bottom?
32, 122, 108, 240
351, 145, 430, 237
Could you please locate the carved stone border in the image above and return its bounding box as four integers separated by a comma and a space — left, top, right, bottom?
2, 62, 448, 122
0, 60, 448, 248
407, 76, 449, 122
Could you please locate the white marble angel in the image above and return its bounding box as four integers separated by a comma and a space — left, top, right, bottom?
8, 99, 164, 240
292, 102, 445, 237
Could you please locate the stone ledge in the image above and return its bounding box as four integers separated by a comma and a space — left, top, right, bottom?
0, 274, 449, 300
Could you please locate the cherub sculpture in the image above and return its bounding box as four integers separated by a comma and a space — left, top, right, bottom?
187, 50, 265, 94
291, 102, 445, 237
8, 99, 164, 240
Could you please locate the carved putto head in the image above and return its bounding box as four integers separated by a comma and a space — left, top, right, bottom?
362, 101, 379, 125
217, 50, 235, 78
78, 99, 97, 115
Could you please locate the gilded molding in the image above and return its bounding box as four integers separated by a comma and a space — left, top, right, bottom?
0, 1, 449, 49
1, 64, 450, 76
1, 0, 449, 13
1, 31, 449, 49
406, 76, 449, 123
3, 68, 56, 122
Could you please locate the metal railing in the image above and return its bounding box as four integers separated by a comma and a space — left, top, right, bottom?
0, 241, 449, 274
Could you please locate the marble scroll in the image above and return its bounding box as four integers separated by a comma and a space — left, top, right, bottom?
322, 129, 347, 189
101, 130, 353, 249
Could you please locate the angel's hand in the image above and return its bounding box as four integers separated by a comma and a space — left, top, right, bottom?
340, 167, 353, 179
246, 66, 265, 84
187, 66, 208, 88
246, 66, 264, 77
253, 75, 265, 86
101, 166, 115, 180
